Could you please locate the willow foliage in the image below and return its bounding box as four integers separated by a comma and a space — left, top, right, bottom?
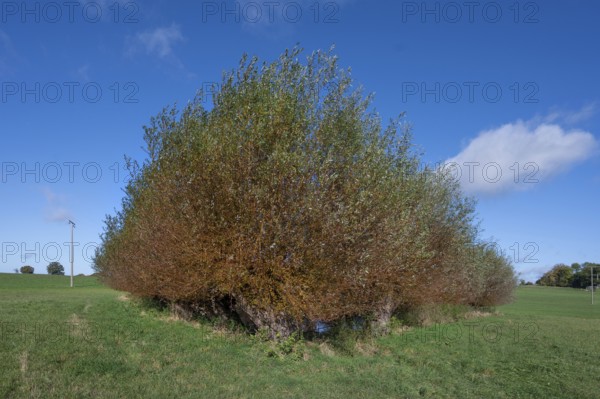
94, 47, 516, 337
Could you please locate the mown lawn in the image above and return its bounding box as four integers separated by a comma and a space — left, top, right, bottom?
1, 274, 599, 398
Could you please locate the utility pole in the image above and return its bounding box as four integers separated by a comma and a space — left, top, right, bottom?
68, 220, 75, 288
592, 266, 594, 305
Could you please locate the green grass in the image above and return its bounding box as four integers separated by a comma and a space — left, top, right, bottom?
1, 275, 599, 398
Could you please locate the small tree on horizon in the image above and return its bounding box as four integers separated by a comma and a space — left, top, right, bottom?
47, 262, 65, 275
20, 265, 34, 274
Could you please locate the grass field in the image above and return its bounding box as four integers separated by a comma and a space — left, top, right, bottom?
1, 274, 599, 398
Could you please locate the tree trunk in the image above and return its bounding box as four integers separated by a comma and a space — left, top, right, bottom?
232, 294, 299, 339
372, 295, 397, 335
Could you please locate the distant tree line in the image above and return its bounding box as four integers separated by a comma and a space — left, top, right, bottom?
536, 262, 600, 288
93, 47, 517, 338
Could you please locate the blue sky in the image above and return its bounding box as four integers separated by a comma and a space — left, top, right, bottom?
0, 0, 598, 281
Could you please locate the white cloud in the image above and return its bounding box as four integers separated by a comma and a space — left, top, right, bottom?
42, 188, 73, 223
445, 120, 598, 196
127, 24, 184, 59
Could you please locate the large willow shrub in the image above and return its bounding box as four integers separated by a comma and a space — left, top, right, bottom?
94, 47, 516, 337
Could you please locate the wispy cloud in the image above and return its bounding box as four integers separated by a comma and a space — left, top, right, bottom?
0, 30, 18, 76
42, 188, 73, 223
532, 103, 598, 126
126, 24, 184, 60
563, 104, 597, 124
445, 115, 598, 196
76, 64, 91, 81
